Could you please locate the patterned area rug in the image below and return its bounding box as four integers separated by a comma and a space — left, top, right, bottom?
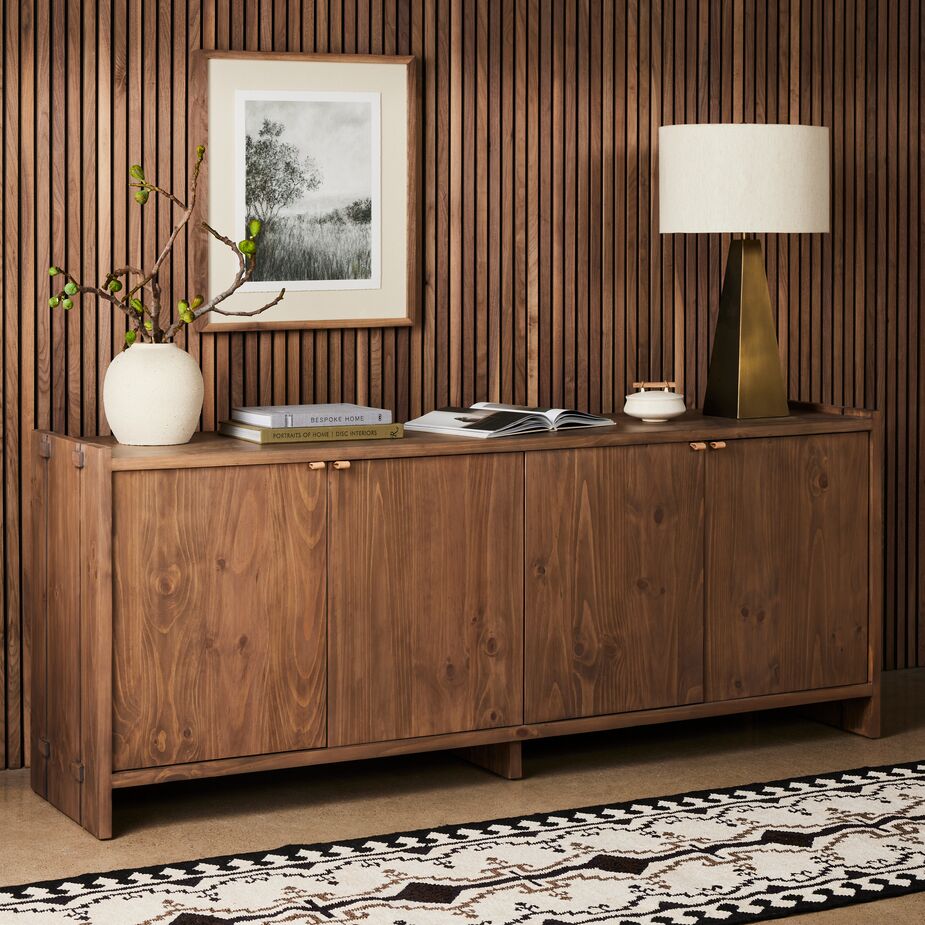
2, 761, 924, 924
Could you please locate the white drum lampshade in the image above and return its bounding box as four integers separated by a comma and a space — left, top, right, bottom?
658, 123, 830, 234
658, 123, 830, 418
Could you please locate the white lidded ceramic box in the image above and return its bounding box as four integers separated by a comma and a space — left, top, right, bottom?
623, 381, 686, 423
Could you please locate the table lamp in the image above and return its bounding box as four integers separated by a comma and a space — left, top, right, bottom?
658, 123, 830, 418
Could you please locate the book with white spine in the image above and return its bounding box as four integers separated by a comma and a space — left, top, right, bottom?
231, 402, 392, 429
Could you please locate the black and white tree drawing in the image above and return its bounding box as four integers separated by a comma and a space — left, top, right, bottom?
245, 119, 323, 229
242, 97, 377, 286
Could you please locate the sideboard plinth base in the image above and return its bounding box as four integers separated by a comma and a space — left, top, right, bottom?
457, 742, 523, 779
804, 691, 882, 739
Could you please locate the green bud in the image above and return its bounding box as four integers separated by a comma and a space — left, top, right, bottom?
181, 311, 194, 324
129, 164, 145, 180
196, 144, 205, 160
177, 299, 189, 314
248, 218, 262, 238
48, 266, 60, 277
238, 239, 256, 256
144, 319, 153, 331
134, 189, 149, 205
190, 294, 204, 309
49, 296, 60, 308
62, 298, 73, 310
130, 297, 144, 313
108, 278, 123, 292
125, 330, 137, 346
63, 281, 78, 296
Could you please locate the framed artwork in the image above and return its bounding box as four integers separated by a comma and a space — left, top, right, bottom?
191, 51, 419, 331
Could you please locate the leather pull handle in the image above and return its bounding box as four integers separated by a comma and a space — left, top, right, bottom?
333, 460, 351, 470
308, 461, 326, 470
709, 441, 727, 450
689, 442, 707, 451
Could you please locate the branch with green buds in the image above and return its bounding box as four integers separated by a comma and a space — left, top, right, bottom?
47, 265, 148, 339
49, 144, 286, 348
163, 217, 285, 340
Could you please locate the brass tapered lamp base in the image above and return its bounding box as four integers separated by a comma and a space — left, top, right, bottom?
702, 238, 789, 419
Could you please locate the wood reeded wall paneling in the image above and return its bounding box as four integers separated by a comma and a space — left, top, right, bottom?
0, 0, 921, 768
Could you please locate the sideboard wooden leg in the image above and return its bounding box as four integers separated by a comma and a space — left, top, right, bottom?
839, 691, 882, 738
82, 786, 114, 840
805, 691, 882, 739
457, 742, 523, 779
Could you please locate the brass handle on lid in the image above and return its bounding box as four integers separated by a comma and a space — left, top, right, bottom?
690, 442, 708, 451
308, 461, 326, 470
709, 441, 727, 450
333, 460, 351, 470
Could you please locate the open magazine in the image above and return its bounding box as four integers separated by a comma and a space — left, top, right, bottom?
404, 403, 614, 439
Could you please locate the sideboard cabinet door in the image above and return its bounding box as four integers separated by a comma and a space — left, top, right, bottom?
112, 464, 328, 770
705, 433, 869, 700
525, 444, 705, 724
328, 454, 524, 746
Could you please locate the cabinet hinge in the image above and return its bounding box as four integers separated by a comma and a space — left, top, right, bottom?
38, 436, 52, 459
70, 761, 85, 783
72, 447, 85, 469
36, 737, 51, 758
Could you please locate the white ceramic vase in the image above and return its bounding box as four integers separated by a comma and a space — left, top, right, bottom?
103, 342, 204, 446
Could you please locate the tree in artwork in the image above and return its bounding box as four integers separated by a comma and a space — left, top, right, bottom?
245, 118, 323, 229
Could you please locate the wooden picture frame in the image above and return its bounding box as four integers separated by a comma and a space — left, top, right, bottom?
190, 50, 420, 332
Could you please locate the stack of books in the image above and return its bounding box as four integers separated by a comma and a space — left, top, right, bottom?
219, 403, 403, 444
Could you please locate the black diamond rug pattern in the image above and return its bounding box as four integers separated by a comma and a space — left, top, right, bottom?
1, 761, 924, 923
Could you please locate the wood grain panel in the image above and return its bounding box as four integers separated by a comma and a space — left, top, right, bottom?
328, 453, 524, 746
27, 434, 112, 833
78, 444, 113, 838
42, 441, 82, 820
1, 0, 922, 767
26, 436, 47, 797
706, 433, 870, 700
111, 464, 327, 770
524, 444, 704, 724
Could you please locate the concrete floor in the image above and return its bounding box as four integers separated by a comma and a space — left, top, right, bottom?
2, 671, 925, 922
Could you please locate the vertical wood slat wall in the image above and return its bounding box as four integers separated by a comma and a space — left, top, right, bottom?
1, 0, 921, 768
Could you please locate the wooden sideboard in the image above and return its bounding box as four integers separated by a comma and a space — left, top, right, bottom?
27, 406, 882, 838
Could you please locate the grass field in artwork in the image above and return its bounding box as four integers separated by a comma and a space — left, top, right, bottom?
252, 214, 372, 283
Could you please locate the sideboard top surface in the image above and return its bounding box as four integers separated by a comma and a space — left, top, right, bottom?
39, 408, 874, 472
